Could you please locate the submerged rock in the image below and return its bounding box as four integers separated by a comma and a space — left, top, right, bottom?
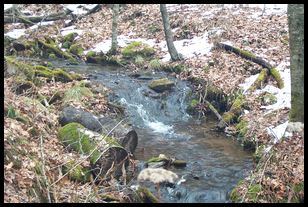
148, 78, 175, 93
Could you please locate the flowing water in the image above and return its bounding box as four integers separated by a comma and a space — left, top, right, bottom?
50, 61, 253, 203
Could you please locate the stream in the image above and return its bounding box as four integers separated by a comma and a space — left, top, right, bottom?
46, 60, 253, 203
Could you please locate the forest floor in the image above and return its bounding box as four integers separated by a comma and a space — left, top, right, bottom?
4, 4, 304, 203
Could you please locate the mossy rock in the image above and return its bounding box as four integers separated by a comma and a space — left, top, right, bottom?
122, 41, 155, 58
136, 186, 159, 203
63, 32, 78, 43
63, 84, 93, 103
101, 194, 121, 202
62, 41, 71, 49
58, 122, 128, 180
58, 123, 101, 164
148, 78, 175, 93
62, 160, 92, 183
69, 44, 84, 56
172, 160, 187, 168
34, 66, 74, 82
37, 39, 76, 62
86, 51, 96, 58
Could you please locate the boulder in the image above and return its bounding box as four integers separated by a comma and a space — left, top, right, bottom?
148, 78, 175, 93
59, 106, 138, 154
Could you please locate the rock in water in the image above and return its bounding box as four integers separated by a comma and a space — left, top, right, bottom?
148, 78, 175, 93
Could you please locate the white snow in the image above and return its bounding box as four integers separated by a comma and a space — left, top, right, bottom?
259, 61, 291, 112
85, 35, 157, 54
160, 32, 213, 62
239, 73, 259, 94
29, 21, 55, 30
266, 121, 289, 143
4, 29, 26, 39
60, 26, 83, 36
64, 4, 98, 15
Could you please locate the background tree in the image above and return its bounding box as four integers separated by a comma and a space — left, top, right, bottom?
160, 4, 182, 61
288, 4, 304, 122
109, 4, 120, 55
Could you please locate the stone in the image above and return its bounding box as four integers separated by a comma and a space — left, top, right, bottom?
148, 78, 175, 93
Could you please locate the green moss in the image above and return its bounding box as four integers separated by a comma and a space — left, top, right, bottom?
190, 99, 199, 108
229, 188, 241, 202
291, 182, 304, 202
234, 48, 256, 59
58, 123, 101, 164
249, 69, 268, 91
62, 160, 92, 183
253, 145, 265, 164
136, 186, 159, 203
270, 67, 284, 89
34, 66, 74, 82
134, 55, 145, 66
37, 39, 75, 62
149, 59, 162, 70
258, 92, 277, 105
231, 94, 245, 111
63, 32, 78, 43
69, 44, 84, 56
63, 84, 93, 103
148, 78, 175, 92
86, 51, 96, 58
247, 184, 262, 202
222, 112, 236, 124
235, 119, 248, 137
122, 41, 155, 58
48, 53, 56, 59
62, 41, 71, 49
7, 105, 17, 119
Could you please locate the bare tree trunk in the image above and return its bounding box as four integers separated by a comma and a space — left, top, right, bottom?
288, 4, 304, 122
160, 4, 182, 61
109, 4, 120, 55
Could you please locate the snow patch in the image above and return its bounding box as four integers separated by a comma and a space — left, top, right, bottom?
4, 29, 26, 39
60, 27, 83, 36
266, 121, 289, 144
259, 61, 291, 112
64, 4, 98, 15
160, 32, 213, 62
239, 74, 259, 94
29, 21, 55, 30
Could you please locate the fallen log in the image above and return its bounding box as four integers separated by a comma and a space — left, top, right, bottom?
215, 42, 284, 89
4, 9, 72, 24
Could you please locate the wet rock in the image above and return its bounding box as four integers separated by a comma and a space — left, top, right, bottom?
148, 78, 175, 93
